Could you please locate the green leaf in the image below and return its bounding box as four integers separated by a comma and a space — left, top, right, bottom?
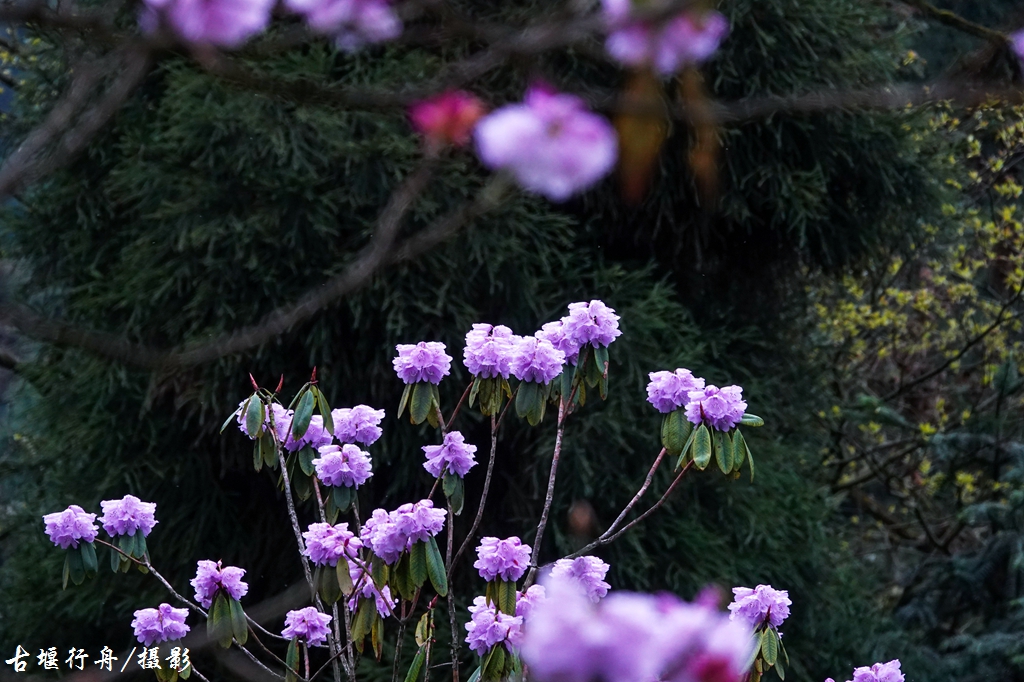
393, 552, 416, 601
409, 540, 428, 588
593, 345, 609, 379
371, 614, 383, 660
444, 474, 465, 515
398, 383, 412, 419
298, 446, 317, 477
497, 579, 516, 615
716, 431, 734, 474
109, 544, 122, 572
371, 556, 388, 589
410, 383, 433, 425
292, 391, 315, 439
318, 565, 341, 605
220, 406, 242, 434
314, 387, 335, 435
775, 656, 785, 680
467, 668, 482, 682
245, 395, 265, 439
208, 592, 234, 649
80, 541, 98, 575
136, 533, 148, 560
760, 629, 778, 666
404, 647, 427, 682
482, 644, 507, 681
285, 638, 300, 682
332, 485, 354, 513
469, 377, 481, 408
66, 545, 86, 585
351, 597, 375, 646
516, 381, 546, 425
735, 430, 754, 481
739, 413, 765, 427
415, 612, 430, 647
337, 557, 354, 596
253, 441, 263, 472
260, 430, 277, 468
731, 430, 746, 474
692, 425, 712, 470
425, 536, 448, 596
229, 597, 248, 645
661, 409, 692, 456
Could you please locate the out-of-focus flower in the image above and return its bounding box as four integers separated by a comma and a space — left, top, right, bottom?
603, 1, 728, 74
550, 556, 610, 602
283, 0, 400, 51
411, 91, 486, 151
475, 85, 617, 202
140, 0, 274, 48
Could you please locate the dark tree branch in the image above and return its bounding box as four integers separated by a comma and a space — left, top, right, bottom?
899, 0, 1008, 46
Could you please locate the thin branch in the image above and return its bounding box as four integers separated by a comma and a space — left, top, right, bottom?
451, 414, 499, 570
524, 397, 568, 587
899, 0, 1007, 46
602, 448, 667, 539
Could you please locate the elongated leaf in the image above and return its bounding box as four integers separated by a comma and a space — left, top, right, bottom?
315, 387, 335, 435
593, 345, 609, 378
775, 657, 785, 680
444, 474, 465, 515
761, 629, 778, 666
497, 579, 516, 615
404, 647, 426, 682
410, 383, 433, 425
371, 615, 383, 660
298, 446, 317, 476
136, 533, 148, 560
466, 668, 482, 682
371, 556, 388, 589
110, 544, 122, 572
318, 565, 341, 605
425, 536, 448, 596
220, 406, 242, 434
80, 541, 98, 575
735, 430, 754, 481
245, 395, 264, 439
692, 425, 712, 470
229, 597, 248, 645
398, 383, 412, 419
351, 597, 375, 646
260, 431, 277, 468
292, 391, 315, 439
285, 638, 300, 682
739, 413, 765, 427
253, 441, 263, 472
483, 644, 506, 681
337, 557, 354, 596
208, 593, 234, 648
415, 612, 430, 647
716, 431, 734, 474
67, 545, 86, 585
409, 540, 428, 588
661, 409, 692, 456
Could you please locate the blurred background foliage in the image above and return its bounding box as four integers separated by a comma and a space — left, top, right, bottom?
1, 0, 1024, 681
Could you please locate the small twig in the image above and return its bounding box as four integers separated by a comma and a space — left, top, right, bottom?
452, 414, 499, 569
601, 448, 667, 539
94, 539, 206, 615
445, 382, 474, 431
524, 397, 568, 587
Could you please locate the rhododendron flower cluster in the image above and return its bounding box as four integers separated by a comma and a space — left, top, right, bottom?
646, 369, 706, 414
393, 342, 452, 384
522, 576, 753, 682
465, 596, 523, 654
463, 323, 518, 379
350, 565, 398, 616
131, 604, 190, 646
191, 560, 249, 608
562, 300, 622, 349
728, 584, 791, 631
509, 336, 566, 384
685, 385, 747, 432
361, 500, 447, 564
536, 319, 581, 366
422, 430, 478, 478
550, 556, 611, 602
411, 91, 486, 151
42, 505, 98, 549
332, 405, 385, 445
303, 522, 362, 567
99, 495, 159, 538
1013, 31, 1024, 61
474, 536, 532, 582
283, 0, 400, 52
475, 85, 618, 202
313, 443, 374, 488
140, 0, 273, 48
602, 0, 728, 74
826, 660, 904, 682
282, 607, 333, 646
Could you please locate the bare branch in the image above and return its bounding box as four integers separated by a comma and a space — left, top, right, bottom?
899, 0, 1007, 46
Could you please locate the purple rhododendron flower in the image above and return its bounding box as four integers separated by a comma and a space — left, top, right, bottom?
99, 495, 159, 538
850, 660, 904, 682
550, 556, 611, 602
1011, 30, 1024, 60
281, 607, 333, 646
140, 0, 273, 48
464, 324, 519, 379
474, 536, 532, 582
506, 584, 547, 648
302, 415, 335, 450
685, 385, 747, 432
522, 576, 753, 682
465, 596, 523, 654
536, 319, 581, 366
332, 405, 386, 445
423, 430, 479, 478
646, 369, 706, 414
349, 564, 398, 617
475, 85, 618, 202
393, 342, 452, 384
131, 604, 190, 646
728, 584, 791, 630
603, 0, 728, 74
361, 501, 447, 564
313, 444, 373, 488
509, 336, 565, 384
283, 0, 400, 51
191, 560, 249, 609
42, 505, 98, 549
303, 522, 363, 567
561, 300, 621, 349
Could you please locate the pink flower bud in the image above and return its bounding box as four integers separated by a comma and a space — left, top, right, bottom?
410, 90, 486, 150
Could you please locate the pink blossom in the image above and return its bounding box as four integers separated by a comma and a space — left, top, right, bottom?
550, 556, 610, 602
603, 1, 728, 74
42, 505, 98, 549
685, 385, 747, 432
1012, 30, 1024, 61
475, 86, 617, 202
410, 91, 486, 151
283, 0, 400, 51
140, 0, 273, 48
474, 536, 532, 582
728, 584, 791, 630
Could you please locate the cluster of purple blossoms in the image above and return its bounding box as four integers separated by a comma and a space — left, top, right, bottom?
465, 596, 523, 655
646, 369, 706, 414
313, 444, 373, 488
1011, 31, 1024, 61
826, 660, 904, 682
332, 405, 385, 446
474, 536, 532, 582
361, 500, 447, 564
131, 604, 190, 647
349, 564, 398, 616
536, 320, 580, 366
99, 495, 159, 538
475, 85, 617, 202
422, 431, 478, 478
728, 584, 791, 631
463, 324, 519, 379
191, 560, 249, 609
602, 0, 728, 74
550, 556, 611, 602
283, 0, 400, 52
562, 300, 622, 349
303, 522, 363, 567
42, 505, 98, 550
281, 607, 333, 647
246, 402, 331, 452
140, 0, 274, 48
509, 336, 566, 384
393, 342, 452, 385
522, 576, 752, 682
685, 385, 747, 432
